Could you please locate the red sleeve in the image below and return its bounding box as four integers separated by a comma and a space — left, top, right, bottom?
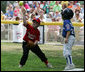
23, 23, 31, 29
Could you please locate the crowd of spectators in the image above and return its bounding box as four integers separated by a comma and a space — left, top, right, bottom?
1, 1, 84, 23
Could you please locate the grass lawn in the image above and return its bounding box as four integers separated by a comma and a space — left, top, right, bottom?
1, 42, 84, 71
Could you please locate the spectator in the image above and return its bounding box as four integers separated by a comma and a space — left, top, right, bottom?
48, 1, 56, 7
45, 14, 52, 22
53, 10, 62, 22
72, 9, 83, 42
47, 12, 53, 22
75, 3, 81, 11
32, 1, 37, 9
5, 4, 14, 20
52, 17, 56, 22
43, 1, 49, 14
61, 1, 68, 9
68, 1, 76, 12
40, 1, 44, 9
72, 9, 83, 22
5, 6, 9, 19
68, 1, 74, 9
80, 4, 84, 14
30, 4, 35, 14
53, 10, 61, 36
13, 1, 19, 7
24, 1, 31, 10
28, 1, 33, 8
48, 1, 56, 11
14, 5, 20, 17
53, 1, 62, 12
74, 1, 78, 5
8, 4, 14, 17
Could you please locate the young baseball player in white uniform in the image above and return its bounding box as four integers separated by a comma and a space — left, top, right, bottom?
61, 8, 75, 70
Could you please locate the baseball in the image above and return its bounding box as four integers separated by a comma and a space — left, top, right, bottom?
19, 1, 23, 6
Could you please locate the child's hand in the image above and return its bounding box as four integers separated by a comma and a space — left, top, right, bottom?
65, 38, 68, 43
34, 40, 38, 45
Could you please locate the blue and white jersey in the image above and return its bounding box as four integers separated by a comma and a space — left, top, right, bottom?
62, 20, 75, 38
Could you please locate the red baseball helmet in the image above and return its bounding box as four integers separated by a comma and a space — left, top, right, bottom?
32, 18, 40, 25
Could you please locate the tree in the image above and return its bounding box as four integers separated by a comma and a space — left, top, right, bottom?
1, 1, 7, 13
1, 1, 14, 13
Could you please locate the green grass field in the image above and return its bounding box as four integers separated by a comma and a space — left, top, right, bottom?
1, 42, 84, 71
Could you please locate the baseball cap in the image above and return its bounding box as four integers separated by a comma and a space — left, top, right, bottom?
32, 18, 41, 25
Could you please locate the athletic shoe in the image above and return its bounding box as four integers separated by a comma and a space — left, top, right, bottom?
19, 64, 23, 68
64, 63, 75, 70
46, 63, 53, 68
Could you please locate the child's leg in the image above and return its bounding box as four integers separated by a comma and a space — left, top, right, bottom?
30, 44, 48, 63
63, 35, 75, 65
30, 44, 53, 68
19, 41, 30, 66
63, 43, 72, 65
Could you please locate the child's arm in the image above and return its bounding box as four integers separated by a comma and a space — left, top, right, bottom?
65, 31, 70, 43
21, 6, 28, 26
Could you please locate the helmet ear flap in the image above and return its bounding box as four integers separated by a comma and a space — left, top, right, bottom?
61, 10, 65, 19
61, 10, 63, 15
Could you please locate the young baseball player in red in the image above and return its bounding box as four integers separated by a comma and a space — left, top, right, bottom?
19, 6, 53, 68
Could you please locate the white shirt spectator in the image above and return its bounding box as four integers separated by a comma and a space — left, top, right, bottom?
13, 1, 19, 7
28, 1, 33, 5
73, 13, 84, 23
40, 4, 44, 9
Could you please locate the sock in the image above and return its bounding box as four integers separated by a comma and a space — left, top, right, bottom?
66, 57, 68, 65
67, 55, 73, 65
44, 60, 48, 65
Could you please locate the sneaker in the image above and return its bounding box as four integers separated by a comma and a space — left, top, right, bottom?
64, 63, 75, 70
19, 64, 23, 68
46, 63, 53, 68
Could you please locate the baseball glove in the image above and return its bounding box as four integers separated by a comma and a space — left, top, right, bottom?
27, 40, 35, 48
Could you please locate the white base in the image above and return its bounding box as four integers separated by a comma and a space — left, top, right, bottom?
64, 68, 84, 71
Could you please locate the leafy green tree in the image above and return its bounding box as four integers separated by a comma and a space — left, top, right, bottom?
1, 1, 7, 13
1, 1, 14, 13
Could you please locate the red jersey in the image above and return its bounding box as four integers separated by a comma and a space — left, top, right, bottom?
23, 24, 40, 42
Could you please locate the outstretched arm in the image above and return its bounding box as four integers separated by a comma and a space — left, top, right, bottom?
21, 6, 28, 26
